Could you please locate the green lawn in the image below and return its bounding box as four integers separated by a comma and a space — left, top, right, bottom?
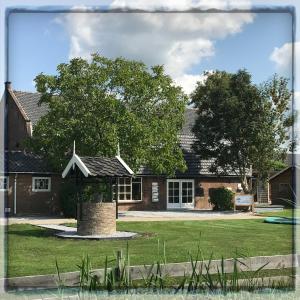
7, 219, 293, 277
256, 209, 297, 218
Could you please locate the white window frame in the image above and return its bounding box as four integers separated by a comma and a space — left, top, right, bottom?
0, 176, 9, 191
32, 177, 51, 192
167, 179, 194, 209
116, 177, 143, 203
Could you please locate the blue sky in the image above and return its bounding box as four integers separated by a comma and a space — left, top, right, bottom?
198, 13, 293, 84
8, 10, 294, 94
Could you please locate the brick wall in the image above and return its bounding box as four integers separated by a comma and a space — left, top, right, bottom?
4, 174, 245, 214
117, 176, 166, 211
6, 174, 62, 215
77, 202, 116, 235
118, 176, 242, 211
194, 177, 241, 209
6, 89, 31, 150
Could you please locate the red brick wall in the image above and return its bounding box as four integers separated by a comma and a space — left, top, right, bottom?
270, 168, 294, 206
6, 174, 62, 215
118, 176, 242, 211
118, 176, 166, 211
7, 90, 31, 150
194, 177, 241, 209
4, 175, 245, 214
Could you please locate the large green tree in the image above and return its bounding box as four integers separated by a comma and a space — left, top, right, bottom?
28, 54, 188, 175
191, 70, 292, 193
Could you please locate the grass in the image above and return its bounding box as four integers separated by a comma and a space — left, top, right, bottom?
7, 219, 293, 278
255, 209, 296, 218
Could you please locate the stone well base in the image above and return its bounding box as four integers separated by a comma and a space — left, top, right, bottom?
56, 230, 138, 240
77, 202, 116, 236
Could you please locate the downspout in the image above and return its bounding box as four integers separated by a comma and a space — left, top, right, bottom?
14, 174, 17, 215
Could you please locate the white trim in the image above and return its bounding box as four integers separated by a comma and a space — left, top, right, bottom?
118, 200, 143, 204
62, 154, 91, 178
116, 155, 134, 175
166, 179, 194, 209
0, 176, 9, 191
117, 177, 142, 201
32, 177, 51, 192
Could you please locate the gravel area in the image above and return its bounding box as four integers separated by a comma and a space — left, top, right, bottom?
6, 210, 264, 225
34, 224, 138, 240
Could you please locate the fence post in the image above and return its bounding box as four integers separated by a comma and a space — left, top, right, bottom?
115, 250, 123, 281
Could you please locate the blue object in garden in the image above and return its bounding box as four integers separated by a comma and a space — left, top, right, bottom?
264, 217, 300, 225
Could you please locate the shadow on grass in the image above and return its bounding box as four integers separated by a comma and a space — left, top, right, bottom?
8, 227, 57, 238
8, 226, 157, 241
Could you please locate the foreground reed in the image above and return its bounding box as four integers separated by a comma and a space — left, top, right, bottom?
55, 241, 293, 293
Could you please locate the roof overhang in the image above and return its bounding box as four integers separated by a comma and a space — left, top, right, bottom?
62, 154, 91, 178
269, 166, 293, 181
62, 153, 134, 178
115, 155, 134, 175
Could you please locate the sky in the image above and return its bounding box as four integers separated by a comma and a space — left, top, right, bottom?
8, 9, 294, 95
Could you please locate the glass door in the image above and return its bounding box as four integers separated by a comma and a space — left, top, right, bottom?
167, 180, 194, 209
181, 181, 194, 208
167, 180, 180, 209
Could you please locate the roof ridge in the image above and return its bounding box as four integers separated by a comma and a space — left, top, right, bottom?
13, 90, 41, 95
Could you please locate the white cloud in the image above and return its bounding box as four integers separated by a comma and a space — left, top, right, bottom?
57, 2, 254, 94
166, 39, 214, 78
110, 0, 252, 10
174, 73, 207, 95
270, 41, 299, 75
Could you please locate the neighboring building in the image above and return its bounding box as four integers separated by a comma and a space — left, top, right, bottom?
269, 166, 296, 207
252, 153, 296, 206
4, 82, 250, 215
4, 82, 60, 215
2, 151, 61, 215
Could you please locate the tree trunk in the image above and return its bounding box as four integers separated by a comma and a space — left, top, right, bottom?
240, 175, 251, 194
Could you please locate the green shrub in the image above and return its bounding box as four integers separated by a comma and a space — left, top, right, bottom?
209, 187, 234, 211
81, 182, 112, 203
60, 181, 78, 218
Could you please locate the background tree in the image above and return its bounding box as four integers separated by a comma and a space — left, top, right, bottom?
27, 54, 188, 175
191, 70, 292, 193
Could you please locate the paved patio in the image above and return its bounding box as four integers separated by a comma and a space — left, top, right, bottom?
6, 210, 263, 225
118, 210, 262, 221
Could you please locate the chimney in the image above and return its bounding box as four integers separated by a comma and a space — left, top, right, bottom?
5, 81, 12, 90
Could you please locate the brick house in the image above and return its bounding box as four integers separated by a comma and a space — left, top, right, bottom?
3, 82, 61, 215
3, 82, 250, 215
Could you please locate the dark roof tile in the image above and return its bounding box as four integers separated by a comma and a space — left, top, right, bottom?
181, 108, 197, 135
13, 91, 48, 126
79, 156, 132, 177
138, 134, 250, 177
3, 151, 55, 174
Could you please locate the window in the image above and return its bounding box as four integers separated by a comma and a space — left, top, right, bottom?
279, 183, 289, 194
32, 177, 51, 192
0, 176, 9, 191
115, 177, 142, 201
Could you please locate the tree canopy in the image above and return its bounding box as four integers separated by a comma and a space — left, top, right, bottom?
191, 69, 292, 193
27, 54, 188, 175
